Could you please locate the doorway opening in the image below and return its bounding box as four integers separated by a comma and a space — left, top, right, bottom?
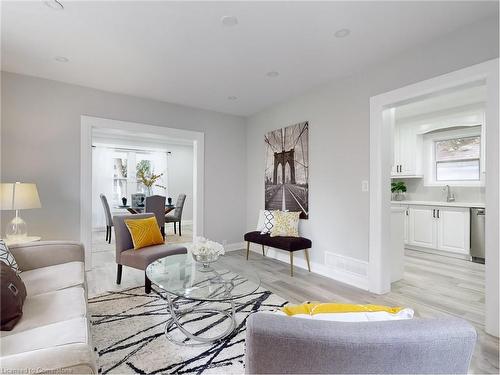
80, 116, 204, 276
369, 59, 499, 337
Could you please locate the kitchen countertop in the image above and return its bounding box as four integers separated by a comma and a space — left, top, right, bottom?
391, 200, 485, 208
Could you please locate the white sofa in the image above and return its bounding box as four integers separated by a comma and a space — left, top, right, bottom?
1, 241, 97, 373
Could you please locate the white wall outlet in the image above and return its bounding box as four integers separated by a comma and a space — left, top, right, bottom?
362, 180, 369, 192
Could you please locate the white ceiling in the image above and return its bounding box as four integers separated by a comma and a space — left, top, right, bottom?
2, 1, 497, 116
395, 82, 487, 120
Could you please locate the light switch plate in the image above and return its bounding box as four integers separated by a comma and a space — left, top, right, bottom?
362, 180, 369, 192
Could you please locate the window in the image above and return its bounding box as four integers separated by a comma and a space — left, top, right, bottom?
135, 158, 152, 194
435, 135, 480, 181
109, 150, 167, 204
112, 153, 128, 203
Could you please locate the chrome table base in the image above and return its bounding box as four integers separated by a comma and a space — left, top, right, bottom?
164, 292, 237, 346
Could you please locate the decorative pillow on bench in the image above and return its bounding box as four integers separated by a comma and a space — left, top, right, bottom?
274, 302, 414, 322
257, 210, 276, 234
271, 211, 300, 237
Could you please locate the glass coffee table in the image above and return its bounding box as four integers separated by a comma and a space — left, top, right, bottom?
146, 253, 261, 346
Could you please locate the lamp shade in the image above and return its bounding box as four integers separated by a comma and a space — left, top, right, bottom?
0, 183, 41, 210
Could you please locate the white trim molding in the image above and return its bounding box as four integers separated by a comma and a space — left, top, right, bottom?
225, 242, 246, 252
369, 59, 499, 337
80, 116, 205, 271
248, 244, 369, 291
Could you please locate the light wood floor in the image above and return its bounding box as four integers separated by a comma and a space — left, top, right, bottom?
86, 240, 499, 374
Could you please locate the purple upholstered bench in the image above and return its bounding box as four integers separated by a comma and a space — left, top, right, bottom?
244, 231, 312, 276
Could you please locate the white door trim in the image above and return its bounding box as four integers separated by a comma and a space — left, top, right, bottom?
80, 115, 204, 271
369, 59, 499, 337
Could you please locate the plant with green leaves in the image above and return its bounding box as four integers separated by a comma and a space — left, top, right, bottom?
136, 161, 166, 193
391, 181, 407, 193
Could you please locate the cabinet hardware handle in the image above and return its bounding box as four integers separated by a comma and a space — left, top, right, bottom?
432, 209, 435, 218
437, 209, 440, 219
406, 209, 409, 216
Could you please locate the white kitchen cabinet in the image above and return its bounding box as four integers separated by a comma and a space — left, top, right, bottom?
392, 203, 409, 244
409, 206, 436, 249
392, 124, 423, 177
406, 205, 470, 255
436, 207, 470, 254
403, 205, 409, 244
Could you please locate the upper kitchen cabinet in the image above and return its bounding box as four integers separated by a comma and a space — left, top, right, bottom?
392, 123, 423, 177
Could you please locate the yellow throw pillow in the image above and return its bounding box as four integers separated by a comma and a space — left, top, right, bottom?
125, 216, 164, 250
270, 211, 300, 237
281, 302, 404, 316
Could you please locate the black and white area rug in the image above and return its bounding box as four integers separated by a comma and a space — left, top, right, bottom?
89, 286, 288, 374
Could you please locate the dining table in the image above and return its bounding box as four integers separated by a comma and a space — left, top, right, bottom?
115, 205, 176, 215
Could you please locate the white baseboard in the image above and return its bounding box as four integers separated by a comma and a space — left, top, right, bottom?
225, 242, 246, 252
247, 243, 369, 291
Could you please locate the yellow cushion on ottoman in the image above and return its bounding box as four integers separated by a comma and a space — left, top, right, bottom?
125, 216, 164, 250
277, 302, 414, 322
282, 303, 404, 316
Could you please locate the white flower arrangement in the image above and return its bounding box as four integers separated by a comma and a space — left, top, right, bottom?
189, 236, 225, 259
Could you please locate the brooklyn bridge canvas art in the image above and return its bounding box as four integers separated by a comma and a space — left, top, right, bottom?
265, 121, 309, 219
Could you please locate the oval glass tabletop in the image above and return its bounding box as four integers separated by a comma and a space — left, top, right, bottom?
146, 253, 261, 302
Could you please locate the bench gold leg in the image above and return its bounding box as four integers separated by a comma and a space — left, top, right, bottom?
304, 249, 311, 272
246, 242, 250, 260
262, 244, 265, 256
290, 252, 294, 277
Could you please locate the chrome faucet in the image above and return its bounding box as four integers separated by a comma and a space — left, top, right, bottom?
443, 185, 455, 202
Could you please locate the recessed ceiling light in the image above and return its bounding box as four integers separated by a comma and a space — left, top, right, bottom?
227, 96, 238, 100
266, 71, 280, 78
44, 0, 64, 10
221, 16, 238, 27
54, 56, 69, 63
334, 28, 350, 38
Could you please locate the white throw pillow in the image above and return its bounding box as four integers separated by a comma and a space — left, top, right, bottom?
0, 240, 20, 275
260, 210, 276, 234
256, 209, 266, 232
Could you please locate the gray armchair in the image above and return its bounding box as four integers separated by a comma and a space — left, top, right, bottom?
165, 194, 186, 236
145, 195, 166, 238
100, 193, 113, 244
245, 313, 476, 374
113, 213, 187, 293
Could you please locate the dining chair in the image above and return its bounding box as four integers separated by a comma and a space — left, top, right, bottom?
113, 213, 187, 293
165, 194, 186, 236
145, 195, 166, 238
100, 194, 113, 244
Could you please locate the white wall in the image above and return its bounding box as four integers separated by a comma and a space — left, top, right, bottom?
245, 17, 498, 266
1, 72, 246, 244
398, 178, 485, 203
166, 144, 194, 221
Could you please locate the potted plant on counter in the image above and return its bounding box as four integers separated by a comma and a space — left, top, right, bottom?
391, 181, 407, 201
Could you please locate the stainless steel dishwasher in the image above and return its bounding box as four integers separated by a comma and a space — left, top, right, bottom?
470, 207, 485, 264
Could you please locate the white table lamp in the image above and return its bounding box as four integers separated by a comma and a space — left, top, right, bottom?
0, 182, 41, 240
